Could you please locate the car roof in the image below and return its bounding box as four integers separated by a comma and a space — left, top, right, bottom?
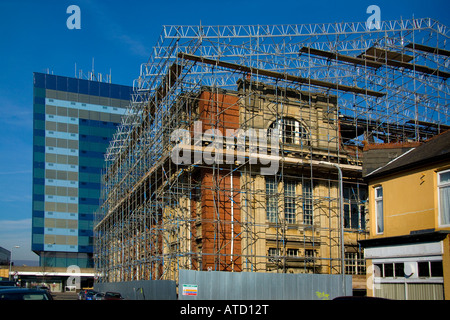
0, 288, 49, 293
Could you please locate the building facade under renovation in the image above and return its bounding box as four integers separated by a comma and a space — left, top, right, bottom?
94, 18, 449, 291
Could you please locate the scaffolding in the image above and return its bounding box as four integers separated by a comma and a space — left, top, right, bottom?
94, 18, 450, 283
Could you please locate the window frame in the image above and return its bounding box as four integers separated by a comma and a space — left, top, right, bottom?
284, 180, 296, 224
343, 185, 367, 230
374, 186, 384, 234
437, 169, 450, 227
268, 117, 310, 147
265, 177, 278, 223
302, 180, 313, 225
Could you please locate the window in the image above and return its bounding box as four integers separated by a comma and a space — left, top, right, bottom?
266, 178, 278, 223
430, 261, 444, 277
305, 249, 315, 258
305, 249, 315, 262
419, 261, 444, 278
373, 262, 403, 278
418, 261, 430, 277
375, 261, 442, 279
284, 180, 296, 224
268, 248, 280, 256
395, 263, 405, 277
343, 185, 367, 230
268, 118, 309, 147
286, 249, 299, 257
345, 252, 366, 275
374, 186, 384, 234
384, 263, 394, 277
302, 181, 313, 225
438, 169, 450, 226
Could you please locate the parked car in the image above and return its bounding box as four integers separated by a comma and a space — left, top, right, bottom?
102, 292, 124, 300
78, 289, 97, 300
77, 289, 87, 300
0, 288, 53, 300
36, 285, 51, 294
93, 292, 104, 300
0, 281, 16, 287
85, 290, 98, 300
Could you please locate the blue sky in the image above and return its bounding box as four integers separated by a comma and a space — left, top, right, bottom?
0, 0, 448, 262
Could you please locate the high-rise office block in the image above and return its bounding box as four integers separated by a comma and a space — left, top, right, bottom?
32, 72, 133, 268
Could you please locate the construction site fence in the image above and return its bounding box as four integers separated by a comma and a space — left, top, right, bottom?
94, 269, 352, 300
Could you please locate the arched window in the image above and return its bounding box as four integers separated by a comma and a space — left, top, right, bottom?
268, 117, 310, 146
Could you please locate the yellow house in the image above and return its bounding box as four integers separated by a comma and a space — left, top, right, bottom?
360, 130, 450, 300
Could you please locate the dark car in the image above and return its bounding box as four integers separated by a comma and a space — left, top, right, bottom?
93, 292, 105, 300
0, 281, 16, 287
85, 290, 98, 300
0, 288, 53, 300
77, 289, 87, 300
102, 292, 124, 300
36, 285, 51, 294
78, 289, 97, 300
0, 286, 18, 290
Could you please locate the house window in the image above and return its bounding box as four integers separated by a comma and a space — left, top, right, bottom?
302, 181, 313, 225
374, 186, 384, 234
266, 178, 278, 223
374, 262, 404, 278
419, 261, 444, 278
284, 180, 296, 224
375, 261, 443, 278
438, 169, 450, 226
268, 118, 309, 146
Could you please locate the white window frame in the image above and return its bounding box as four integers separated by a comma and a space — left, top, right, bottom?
268, 118, 309, 146
286, 248, 299, 257
438, 169, 450, 227
266, 178, 278, 223
375, 186, 384, 234
284, 180, 296, 224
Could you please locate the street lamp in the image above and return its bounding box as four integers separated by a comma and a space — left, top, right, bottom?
318, 161, 346, 295
9, 245, 20, 282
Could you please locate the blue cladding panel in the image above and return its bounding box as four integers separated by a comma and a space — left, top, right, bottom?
34, 96, 45, 105
88, 80, 99, 96
34, 73, 46, 88
45, 74, 56, 90
33, 72, 134, 100
56, 76, 68, 91
67, 77, 79, 93
78, 78, 89, 94
100, 82, 110, 97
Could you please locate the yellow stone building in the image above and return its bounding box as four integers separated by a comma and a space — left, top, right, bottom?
361, 130, 450, 300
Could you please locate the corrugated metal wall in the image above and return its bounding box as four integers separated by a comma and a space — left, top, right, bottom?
178, 270, 352, 300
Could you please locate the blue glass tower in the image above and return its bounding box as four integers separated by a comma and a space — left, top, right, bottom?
32, 72, 132, 268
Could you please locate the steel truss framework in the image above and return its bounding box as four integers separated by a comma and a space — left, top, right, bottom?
94, 18, 449, 283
